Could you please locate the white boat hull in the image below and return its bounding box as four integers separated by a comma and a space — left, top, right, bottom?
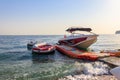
59, 35, 98, 49
73, 35, 97, 49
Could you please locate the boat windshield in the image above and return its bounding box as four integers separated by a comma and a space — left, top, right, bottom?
63, 27, 97, 38
71, 31, 95, 35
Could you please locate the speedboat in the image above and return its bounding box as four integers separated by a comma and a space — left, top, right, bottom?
32, 42, 55, 54
58, 27, 98, 49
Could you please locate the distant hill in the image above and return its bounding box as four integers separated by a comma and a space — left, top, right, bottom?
115, 30, 120, 34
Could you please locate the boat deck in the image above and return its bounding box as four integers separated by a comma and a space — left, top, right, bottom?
56, 45, 99, 61
99, 57, 120, 67
56, 45, 120, 67
60, 45, 84, 54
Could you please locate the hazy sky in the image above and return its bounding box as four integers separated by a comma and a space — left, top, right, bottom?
0, 0, 120, 35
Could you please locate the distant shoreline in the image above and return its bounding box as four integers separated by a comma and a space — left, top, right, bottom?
115, 30, 120, 34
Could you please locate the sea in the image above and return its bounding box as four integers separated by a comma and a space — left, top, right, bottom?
0, 34, 120, 80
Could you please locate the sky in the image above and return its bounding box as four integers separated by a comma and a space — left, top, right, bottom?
0, 0, 120, 35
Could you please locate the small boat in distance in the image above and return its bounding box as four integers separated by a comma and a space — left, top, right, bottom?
32, 42, 55, 54
115, 30, 120, 34
58, 27, 98, 49
27, 41, 36, 50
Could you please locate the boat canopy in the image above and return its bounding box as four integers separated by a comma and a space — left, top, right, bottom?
66, 27, 92, 33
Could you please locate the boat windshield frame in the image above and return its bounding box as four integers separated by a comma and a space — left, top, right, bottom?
66, 27, 92, 33
70, 31, 97, 35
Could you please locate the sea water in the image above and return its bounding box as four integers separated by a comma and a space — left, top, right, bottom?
0, 34, 120, 80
